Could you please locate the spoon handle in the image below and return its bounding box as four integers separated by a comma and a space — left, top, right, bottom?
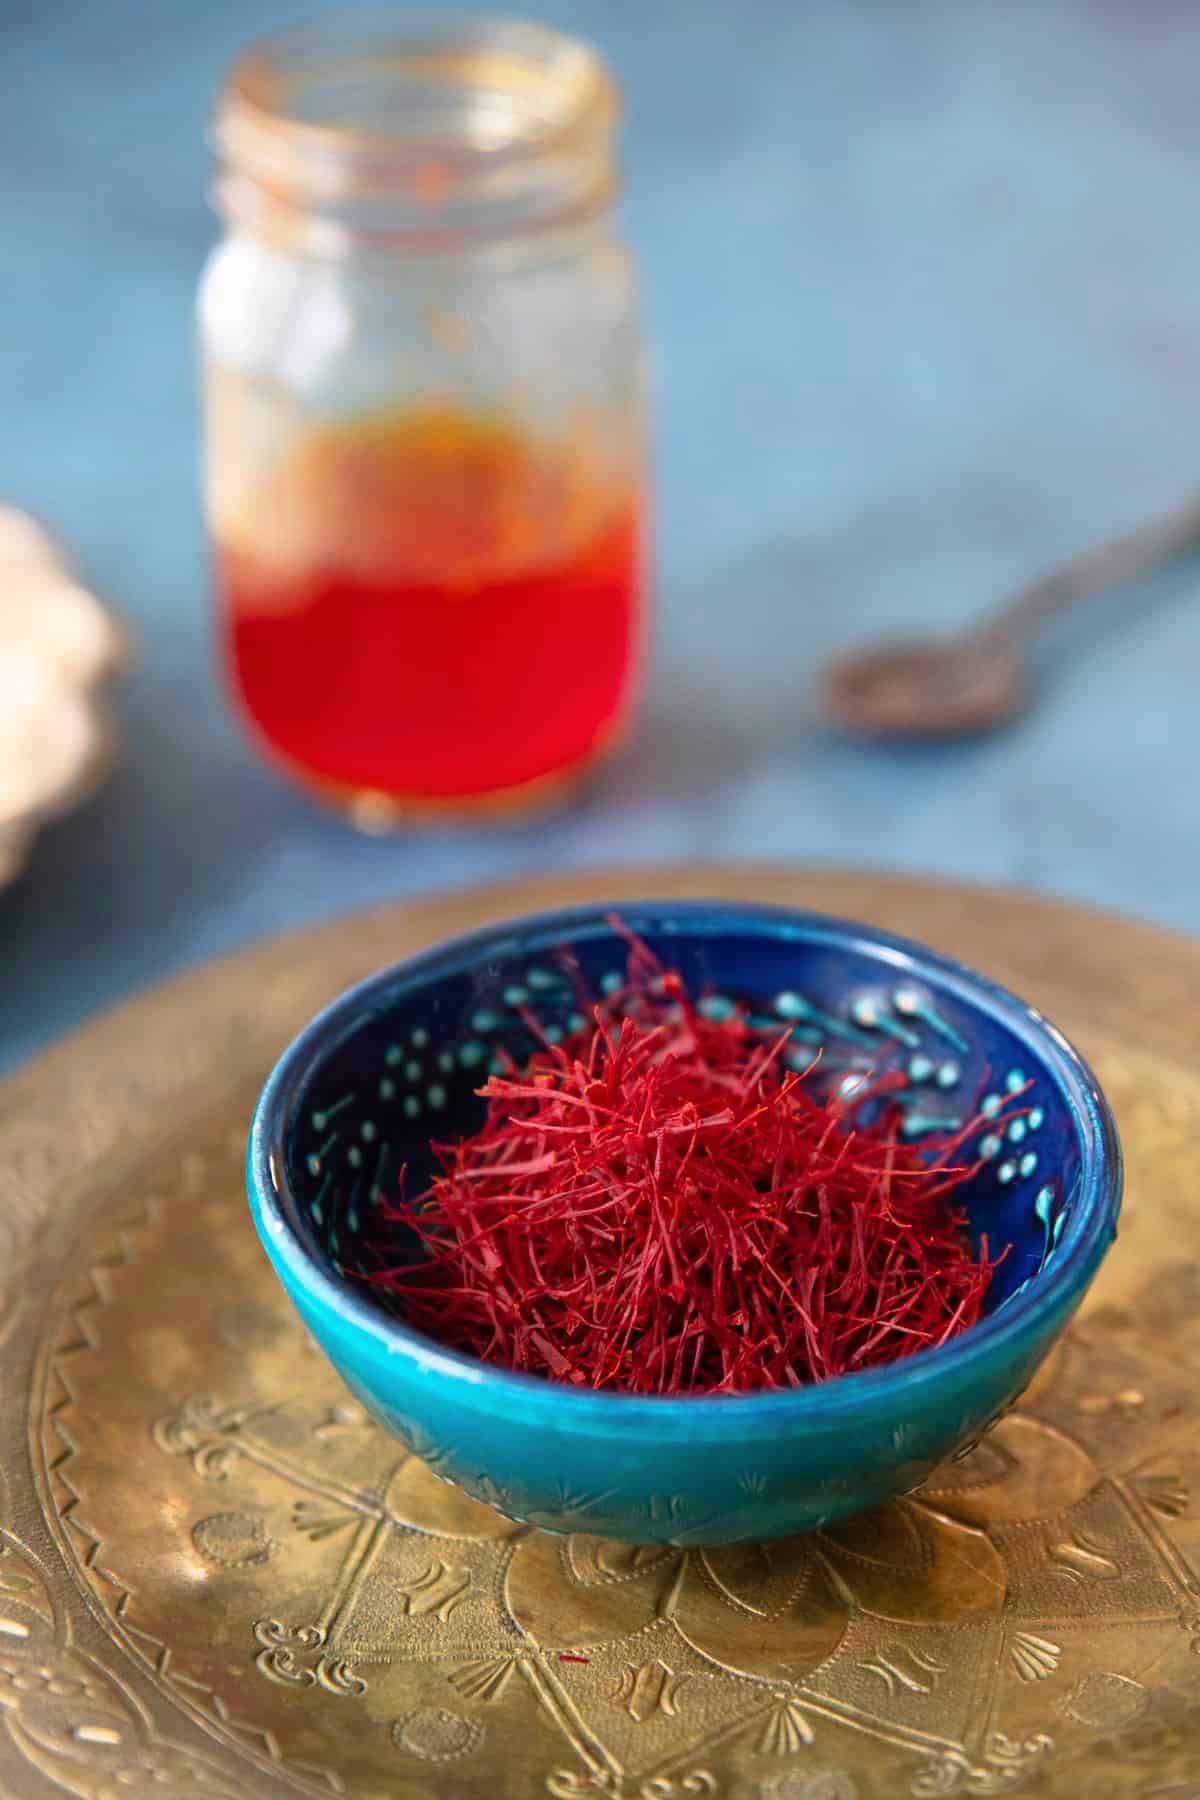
984, 489, 1200, 645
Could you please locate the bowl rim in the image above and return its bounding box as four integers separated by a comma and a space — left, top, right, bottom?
248, 899, 1122, 1433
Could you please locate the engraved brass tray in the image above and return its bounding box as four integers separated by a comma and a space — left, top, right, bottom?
2, 867, 1198, 1800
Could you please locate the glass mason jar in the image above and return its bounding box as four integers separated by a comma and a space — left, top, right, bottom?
200, 17, 646, 825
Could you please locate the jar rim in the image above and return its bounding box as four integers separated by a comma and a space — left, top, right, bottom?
213, 14, 620, 250
217, 13, 617, 187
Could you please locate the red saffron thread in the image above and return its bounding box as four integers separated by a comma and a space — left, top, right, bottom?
362, 938, 1011, 1394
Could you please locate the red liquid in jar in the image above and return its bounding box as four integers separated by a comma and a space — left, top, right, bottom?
214, 407, 643, 809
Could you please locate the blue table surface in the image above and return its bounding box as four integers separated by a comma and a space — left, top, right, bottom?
6, 0, 1200, 1077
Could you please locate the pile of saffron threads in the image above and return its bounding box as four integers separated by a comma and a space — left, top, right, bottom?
362, 944, 1010, 1395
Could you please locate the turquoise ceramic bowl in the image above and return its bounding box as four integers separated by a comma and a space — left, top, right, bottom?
247, 901, 1121, 1545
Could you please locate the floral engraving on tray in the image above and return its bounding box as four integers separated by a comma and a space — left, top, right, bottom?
0, 1522, 244, 1799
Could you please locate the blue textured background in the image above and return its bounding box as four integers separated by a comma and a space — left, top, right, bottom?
6, 0, 1200, 1074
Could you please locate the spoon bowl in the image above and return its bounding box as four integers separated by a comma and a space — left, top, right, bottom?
823, 636, 1025, 738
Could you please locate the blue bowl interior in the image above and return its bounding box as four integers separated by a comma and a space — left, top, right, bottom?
282, 906, 1085, 1353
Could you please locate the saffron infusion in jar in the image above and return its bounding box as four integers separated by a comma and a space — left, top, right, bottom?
200, 18, 647, 824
